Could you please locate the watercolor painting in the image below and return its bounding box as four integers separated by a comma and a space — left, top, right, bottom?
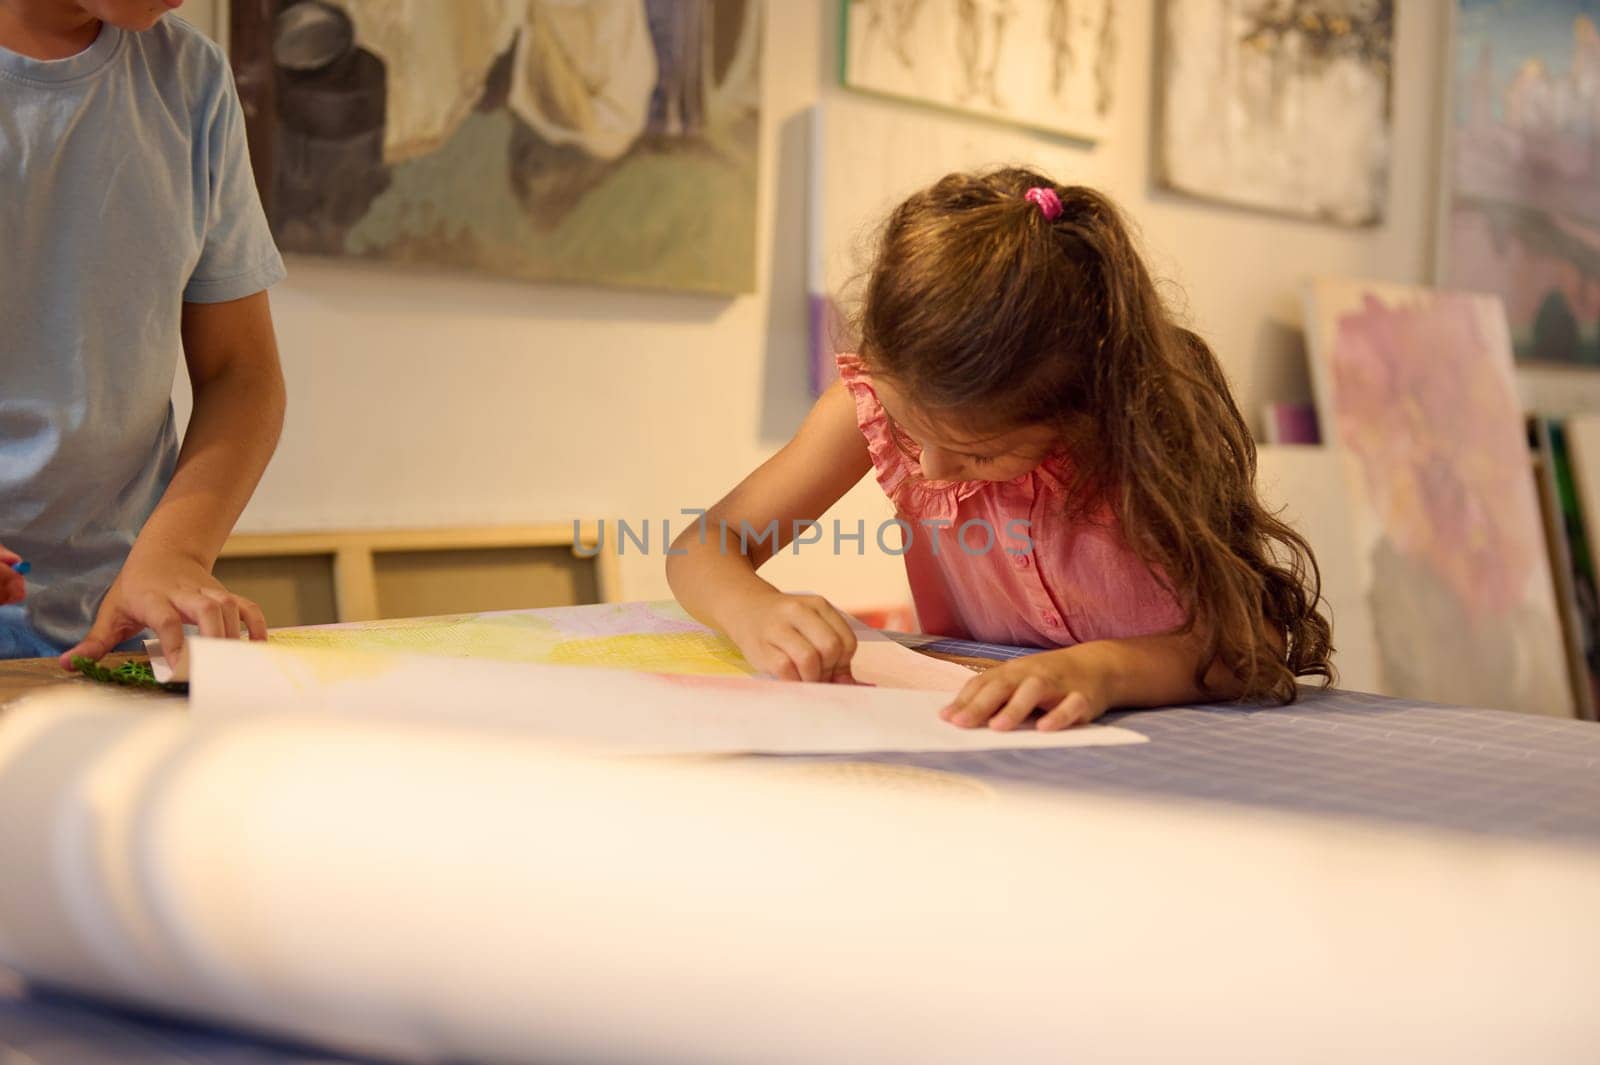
1441, 0, 1600, 365
840, 0, 1117, 141
230, 0, 762, 294
1157, 0, 1394, 225
1305, 279, 1574, 717
270, 600, 758, 676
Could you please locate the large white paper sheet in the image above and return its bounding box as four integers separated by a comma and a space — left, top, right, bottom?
153, 606, 988, 691
185, 638, 1145, 755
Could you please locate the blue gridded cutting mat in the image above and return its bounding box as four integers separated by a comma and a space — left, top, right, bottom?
5, 636, 1600, 1061
888, 633, 1600, 847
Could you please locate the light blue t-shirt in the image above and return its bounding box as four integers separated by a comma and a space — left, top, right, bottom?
0, 17, 285, 653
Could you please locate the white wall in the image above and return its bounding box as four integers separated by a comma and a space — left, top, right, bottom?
180, 1, 1457, 615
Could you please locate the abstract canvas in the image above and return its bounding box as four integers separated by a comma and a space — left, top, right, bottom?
1305, 279, 1574, 718
840, 0, 1117, 141
1157, 0, 1393, 225
1441, 1, 1600, 365
230, 0, 762, 294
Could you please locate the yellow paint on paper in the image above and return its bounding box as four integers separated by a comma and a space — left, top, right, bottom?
268, 604, 759, 678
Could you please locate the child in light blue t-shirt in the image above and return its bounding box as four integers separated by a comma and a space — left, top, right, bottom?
0, 0, 288, 664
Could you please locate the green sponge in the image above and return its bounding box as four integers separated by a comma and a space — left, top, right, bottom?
70, 656, 186, 693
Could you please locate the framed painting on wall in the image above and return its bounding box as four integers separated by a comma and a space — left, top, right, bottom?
839, 0, 1117, 141
1156, 0, 1394, 225
230, 0, 763, 294
1304, 278, 1575, 718
1439, 1, 1600, 366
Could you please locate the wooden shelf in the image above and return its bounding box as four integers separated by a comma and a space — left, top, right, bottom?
215, 523, 620, 628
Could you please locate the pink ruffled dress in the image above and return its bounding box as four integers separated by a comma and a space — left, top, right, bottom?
838, 354, 1187, 648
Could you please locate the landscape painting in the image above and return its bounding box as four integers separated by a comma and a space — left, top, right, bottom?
1441, 0, 1600, 364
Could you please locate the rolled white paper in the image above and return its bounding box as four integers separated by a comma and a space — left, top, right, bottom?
0, 689, 1597, 1064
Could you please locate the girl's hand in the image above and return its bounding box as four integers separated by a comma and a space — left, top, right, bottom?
0, 543, 24, 606
59, 548, 267, 668
724, 589, 858, 683
941, 647, 1112, 731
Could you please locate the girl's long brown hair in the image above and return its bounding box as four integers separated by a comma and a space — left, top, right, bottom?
856, 168, 1333, 702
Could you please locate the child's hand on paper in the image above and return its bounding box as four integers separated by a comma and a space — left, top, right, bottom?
59, 546, 267, 668
941, 647, 1111, 731
724, 589, 858, 683
0, 543, 24, 605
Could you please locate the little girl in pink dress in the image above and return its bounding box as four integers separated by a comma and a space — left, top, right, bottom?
669, 169, 1331, 730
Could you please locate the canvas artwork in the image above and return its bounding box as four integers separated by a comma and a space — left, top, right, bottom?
1305, 279, 1574, 718
1441, 1, 1600, 365
1157, 0, 1394, 225
839, 0, 1117, 141
229, 0, 762, 294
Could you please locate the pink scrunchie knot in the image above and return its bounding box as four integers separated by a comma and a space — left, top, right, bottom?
1025, 186, 1063, 221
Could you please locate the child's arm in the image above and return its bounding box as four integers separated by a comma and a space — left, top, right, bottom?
941, 631, 1255, 731
60, 292, 286, 667
668, 380, 873, 682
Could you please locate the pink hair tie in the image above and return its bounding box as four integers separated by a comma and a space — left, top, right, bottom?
1025, 186, 1062, 221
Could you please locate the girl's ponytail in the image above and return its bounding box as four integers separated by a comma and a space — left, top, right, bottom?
1053, 185, 1331, 698
858, 169, 1333, 701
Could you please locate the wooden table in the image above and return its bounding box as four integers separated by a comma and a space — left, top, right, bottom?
0, 654, 159, 706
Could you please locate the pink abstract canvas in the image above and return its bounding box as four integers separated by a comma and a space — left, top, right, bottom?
1305, 280, 1574, 716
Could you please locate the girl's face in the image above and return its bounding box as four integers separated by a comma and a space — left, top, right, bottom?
874, 377, 1058, 483
81, 0, 183, 32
